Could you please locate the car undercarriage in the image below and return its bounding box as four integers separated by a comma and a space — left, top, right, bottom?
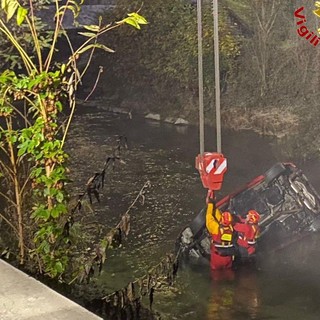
176, 163, 320, 264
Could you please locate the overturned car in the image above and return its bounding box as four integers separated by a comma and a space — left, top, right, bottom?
177, 163, 320, 264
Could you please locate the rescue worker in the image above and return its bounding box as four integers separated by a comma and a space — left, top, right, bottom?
234, 209, 260, 258
206, 201, 235, 270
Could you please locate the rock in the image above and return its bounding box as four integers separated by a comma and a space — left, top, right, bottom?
174, 118, 189, 125
164, 117, 176, 124
97, 106, 132, 118
110, 107, 130, 114
145, 113, 161, 121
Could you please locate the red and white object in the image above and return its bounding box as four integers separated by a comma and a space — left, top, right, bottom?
195, 152, 227, 200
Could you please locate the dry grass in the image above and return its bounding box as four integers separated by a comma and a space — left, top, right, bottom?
221, 106, 300, 138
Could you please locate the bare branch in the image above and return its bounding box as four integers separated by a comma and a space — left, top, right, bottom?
0, 211, 19, 237
84, 66, 104, 102
120, 181, 151, 219
0, 191, 18, 208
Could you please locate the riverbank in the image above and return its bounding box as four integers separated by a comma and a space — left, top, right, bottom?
221, 105, 300, 138
81, 98, 300, 139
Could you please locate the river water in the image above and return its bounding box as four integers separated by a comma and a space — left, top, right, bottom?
66, 105, 320, 320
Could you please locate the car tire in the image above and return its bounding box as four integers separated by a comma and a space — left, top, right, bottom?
190, 208, 206, 238
264, 163, 287, 184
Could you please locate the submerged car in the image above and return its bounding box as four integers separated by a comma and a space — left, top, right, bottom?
177, 162, 320, 264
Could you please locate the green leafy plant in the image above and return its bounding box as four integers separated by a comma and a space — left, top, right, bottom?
0, 0, 146, 279
99, 0, 240, 114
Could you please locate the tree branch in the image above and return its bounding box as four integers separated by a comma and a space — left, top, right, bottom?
0, 191, 17, 208
0, 211, 19, 237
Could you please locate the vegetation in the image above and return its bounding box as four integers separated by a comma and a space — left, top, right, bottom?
0, 0, 319, 284
96, 0, 240, 118
91, 0, 320, 160
222, 0, 320, 159
0, 0, 53, 70
0, 0, 146, 280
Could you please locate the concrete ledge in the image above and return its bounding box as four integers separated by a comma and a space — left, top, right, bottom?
0, 259, 102, 320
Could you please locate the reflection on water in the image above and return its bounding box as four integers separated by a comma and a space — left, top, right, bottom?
207, 267, 260, 320
68, 106, 320, 319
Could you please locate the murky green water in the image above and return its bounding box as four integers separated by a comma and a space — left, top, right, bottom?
67, 105, 320, 320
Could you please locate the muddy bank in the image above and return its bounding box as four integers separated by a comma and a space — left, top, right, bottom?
81, 98, 301, 139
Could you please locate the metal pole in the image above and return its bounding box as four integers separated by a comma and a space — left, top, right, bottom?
197, 0, 205, 155
213, 0, 221, 153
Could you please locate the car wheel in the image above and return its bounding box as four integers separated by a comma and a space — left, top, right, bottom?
190, 208, 206, 238
264, 163, 287, 184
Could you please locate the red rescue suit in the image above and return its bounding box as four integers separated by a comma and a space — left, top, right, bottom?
234, 218, 259, 256
206, 203, 234, 270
